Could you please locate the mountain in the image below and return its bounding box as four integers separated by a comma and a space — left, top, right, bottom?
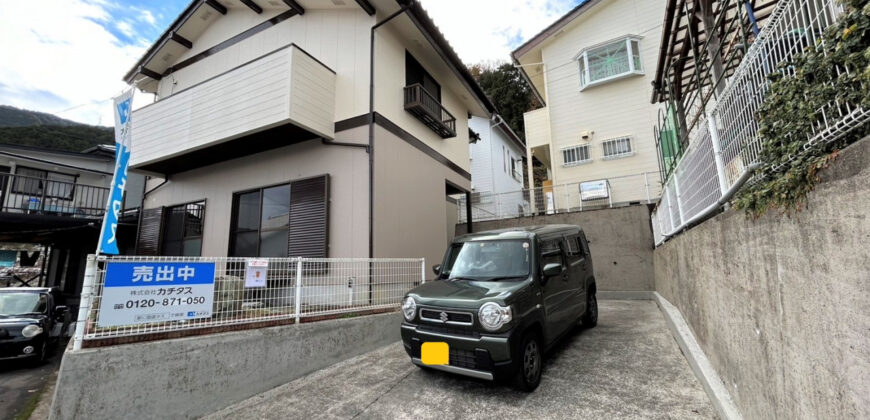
0, 105, 82, 127
0, 105, 113, 152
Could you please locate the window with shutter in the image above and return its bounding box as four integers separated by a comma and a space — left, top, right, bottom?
229, 175, 329, 258
135, 207, 165, 256
161, 201, 205, 256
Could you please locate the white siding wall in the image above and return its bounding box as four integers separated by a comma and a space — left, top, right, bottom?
132, 45, 335, 168
533, 0, 665, 198
469, 116, 524, 194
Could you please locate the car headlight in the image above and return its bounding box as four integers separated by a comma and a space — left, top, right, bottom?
402, 297, 417, 321
21, 325, 43, 338
478, 302, 512, 331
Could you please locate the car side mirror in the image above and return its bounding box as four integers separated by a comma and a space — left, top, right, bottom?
432, 264, 442, 276
542, 263, 562, 278
55, 305, 68, 317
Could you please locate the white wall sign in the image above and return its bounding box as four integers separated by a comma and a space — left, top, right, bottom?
97, 262, 215, 327
245, 259, 268, 288
580, 180, 610, 201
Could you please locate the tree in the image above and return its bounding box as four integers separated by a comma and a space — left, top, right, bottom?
468, 62, 541, 141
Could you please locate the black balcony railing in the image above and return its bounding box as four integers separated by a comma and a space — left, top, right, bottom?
403, 84, 456, 138
0, 173, 109, 217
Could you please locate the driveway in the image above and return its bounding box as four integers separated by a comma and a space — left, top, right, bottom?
206, 300, 716, 419
0, 340, 66, 420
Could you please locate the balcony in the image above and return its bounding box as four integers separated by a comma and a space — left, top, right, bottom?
0, 173, 108, 218
403, 84, 456, 138
131, 44, 336, 174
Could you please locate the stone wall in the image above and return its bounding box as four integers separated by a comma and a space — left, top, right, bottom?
457, 204, 655, 292
50, 312, 401, 420
654, 136, 870, 419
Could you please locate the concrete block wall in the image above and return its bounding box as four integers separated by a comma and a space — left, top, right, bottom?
49, 312, 401, 420
654, 136, 870, 419
456, 204, 655, 292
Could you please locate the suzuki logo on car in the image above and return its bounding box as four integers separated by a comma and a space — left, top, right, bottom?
439, 311, 448, 322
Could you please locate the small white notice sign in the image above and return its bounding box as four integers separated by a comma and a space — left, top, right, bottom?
245, 259, 268, 288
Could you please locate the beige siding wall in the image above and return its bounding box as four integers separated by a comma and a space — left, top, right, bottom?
134, 46, 335, 168
524, 107, 552, 149
535, 0, 665, 196
373, 25, 471, 173
143, 129, 370, 258
373, 125, 470, 275
155, 8, 373, 121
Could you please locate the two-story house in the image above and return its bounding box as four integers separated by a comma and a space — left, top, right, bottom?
467, 115, 527, 219
0, 143, 143, 298
124, 0, 495, 270
512, 0, 666, 211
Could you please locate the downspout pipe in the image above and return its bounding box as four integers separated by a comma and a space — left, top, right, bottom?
661, 163, 761, 242
369, 6, 410, 258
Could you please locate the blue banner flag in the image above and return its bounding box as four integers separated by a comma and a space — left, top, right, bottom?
98, 89, 134, 255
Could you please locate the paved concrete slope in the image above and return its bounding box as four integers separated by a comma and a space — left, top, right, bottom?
206, 301, 715, 419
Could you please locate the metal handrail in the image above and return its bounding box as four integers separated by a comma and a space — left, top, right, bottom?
0, 173, 109, 217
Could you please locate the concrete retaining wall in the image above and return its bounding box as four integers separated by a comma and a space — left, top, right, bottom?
457, 204, 654, 292
654, 136, 870, 419
49, 312, 401, 420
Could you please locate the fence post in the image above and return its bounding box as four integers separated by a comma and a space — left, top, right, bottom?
421, 258, 426, 284
608, 182, 613, 208
708, 112, 730, 195
294, 257, 303, 323
496, 193, 502, 219
644, 172, 651, 203
564, 184, 571, 212
72, 254, 98, 351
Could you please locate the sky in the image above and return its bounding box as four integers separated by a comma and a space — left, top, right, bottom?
0, 0, 583, 127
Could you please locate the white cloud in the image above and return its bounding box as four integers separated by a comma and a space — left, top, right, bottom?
0, 0, 154, 126
418, 0, 581, 64
139, 9, 157, 27
0, 0, 578, 127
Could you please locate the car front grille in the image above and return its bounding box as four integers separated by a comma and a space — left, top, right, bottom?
419, 309, 473, 325
416, 324, 480, 338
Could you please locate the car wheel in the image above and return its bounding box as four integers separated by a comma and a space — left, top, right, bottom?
514, 333, 542, 392
582, 291, 598, 328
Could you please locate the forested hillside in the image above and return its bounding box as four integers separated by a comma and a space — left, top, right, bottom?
0, 105, 112, 152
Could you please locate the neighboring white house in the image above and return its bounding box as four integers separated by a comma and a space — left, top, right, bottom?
512, 0, 666, 211
468, 115, 527, 218
123, 0, 495, 273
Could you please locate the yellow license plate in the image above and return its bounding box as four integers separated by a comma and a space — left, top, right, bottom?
421, 342, 449, 365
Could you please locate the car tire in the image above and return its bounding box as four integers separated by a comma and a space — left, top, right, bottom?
514, 333, 542, 392
582, 291, 598, 328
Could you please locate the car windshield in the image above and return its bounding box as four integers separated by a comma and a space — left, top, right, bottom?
442, 240, 531, 281
0, 293, 47, 317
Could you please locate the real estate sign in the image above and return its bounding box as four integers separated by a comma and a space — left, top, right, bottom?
96, 261, 216, 327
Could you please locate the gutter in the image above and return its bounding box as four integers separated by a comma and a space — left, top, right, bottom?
660, 163, 761, 242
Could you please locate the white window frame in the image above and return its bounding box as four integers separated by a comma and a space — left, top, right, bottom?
561, 144, 592, 167
575, 35, 644, 91
601, 136, 635, 160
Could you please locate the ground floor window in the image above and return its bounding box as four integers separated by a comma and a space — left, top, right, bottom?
230, 175, 329, 258
161, 201, 205, 256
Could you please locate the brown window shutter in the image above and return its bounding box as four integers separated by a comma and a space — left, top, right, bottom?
288, 175, 329, 258
135, 207, 164, 256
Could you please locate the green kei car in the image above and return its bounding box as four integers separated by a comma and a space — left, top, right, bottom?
400, 225, 597, 391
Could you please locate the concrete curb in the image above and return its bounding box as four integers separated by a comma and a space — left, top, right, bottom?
652, 292, 743, 420
598, 290, 654, 300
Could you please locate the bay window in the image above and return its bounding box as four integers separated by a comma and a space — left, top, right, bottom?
577, 36, 643, 90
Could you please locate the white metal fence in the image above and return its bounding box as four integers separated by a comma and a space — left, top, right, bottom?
457, 172, 661, 223
651, 0, 869, 246
74, 256, 423, 343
